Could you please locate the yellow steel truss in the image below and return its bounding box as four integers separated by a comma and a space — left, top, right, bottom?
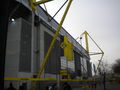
81, 31, 104, 55
35, 0, 73, 78
80, 31, 104, 73
29, 0, 73, 78
27, 0, 73, 90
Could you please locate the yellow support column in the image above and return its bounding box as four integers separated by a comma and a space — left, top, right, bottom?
63, 36, 73, 61
84, 31, 90, 56
30, 0, 36, 11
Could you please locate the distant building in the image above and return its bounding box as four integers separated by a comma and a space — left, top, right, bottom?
5, 0, 92, 89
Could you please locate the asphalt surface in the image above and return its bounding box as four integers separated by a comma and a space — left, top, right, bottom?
73, 82, 120, 90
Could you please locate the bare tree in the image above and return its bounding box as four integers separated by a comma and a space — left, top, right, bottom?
112, 58, 120, 74
98, 59, 111, 74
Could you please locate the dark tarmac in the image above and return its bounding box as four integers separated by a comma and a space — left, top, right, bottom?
73, 82, 120, 90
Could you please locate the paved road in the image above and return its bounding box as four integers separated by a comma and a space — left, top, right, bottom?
73, 82, 120, 90
105, 83, 120, 90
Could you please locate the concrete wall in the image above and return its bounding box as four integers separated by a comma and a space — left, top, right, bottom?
5, 18, 33, 90
5, 19, 21, 77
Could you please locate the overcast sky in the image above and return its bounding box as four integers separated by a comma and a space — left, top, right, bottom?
40, 0, 120, 65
